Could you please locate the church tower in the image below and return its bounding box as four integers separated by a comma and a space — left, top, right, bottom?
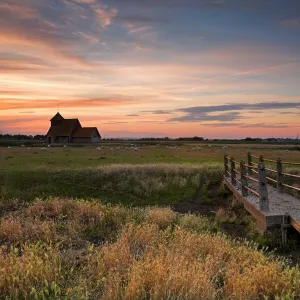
50, 112, 64, 126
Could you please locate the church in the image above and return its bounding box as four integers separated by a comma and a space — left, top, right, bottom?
45, 113, 101, 144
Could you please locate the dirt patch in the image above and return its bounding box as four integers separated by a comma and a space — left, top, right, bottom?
173, 199, 217, 217
173, 182, 229, 216
173, 191, 248, 239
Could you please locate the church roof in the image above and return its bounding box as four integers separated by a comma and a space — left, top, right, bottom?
72, 127, 101, 138
50, 112, 64, 121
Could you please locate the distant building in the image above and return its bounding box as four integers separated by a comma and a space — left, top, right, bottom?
45, 113, 101, 144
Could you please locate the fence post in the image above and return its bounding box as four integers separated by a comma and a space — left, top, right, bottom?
258, 160, 269, 212
231, 157, 236, 185
247, 152, 253, 176
241, 160, 248, 197
224, 154, 229, 177
277, 158, 284, 193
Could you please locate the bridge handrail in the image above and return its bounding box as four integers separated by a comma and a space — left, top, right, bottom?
232, 168, 240, 175
243, 185, 259, 197
247, 152, 299, 193
281, 162, 300, 166
282, 173, 300, 179
266, 176, 277, 183
243, 174, 259, 184
282, 183, 300, 192
265, 167, 277, 173
224, 152, 300, 211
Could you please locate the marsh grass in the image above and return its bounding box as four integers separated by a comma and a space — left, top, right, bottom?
0, 199, 300, 299
0, 163, 223, 205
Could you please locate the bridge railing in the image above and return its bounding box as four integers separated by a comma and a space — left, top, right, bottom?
224, 153, 300, 212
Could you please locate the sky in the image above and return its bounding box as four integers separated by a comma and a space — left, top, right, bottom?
1, 0, 300, 138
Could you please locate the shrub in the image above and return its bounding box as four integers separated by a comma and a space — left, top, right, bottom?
178, 214, 219, 233
146, 207, 176, 228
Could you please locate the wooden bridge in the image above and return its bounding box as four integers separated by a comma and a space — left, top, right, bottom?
223, 153, 300, 242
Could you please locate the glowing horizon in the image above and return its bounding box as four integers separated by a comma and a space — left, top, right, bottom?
1, 0, 300, 138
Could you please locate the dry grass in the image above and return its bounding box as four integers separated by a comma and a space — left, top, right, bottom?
146, 207, 177, 228
0, 199, 300, 299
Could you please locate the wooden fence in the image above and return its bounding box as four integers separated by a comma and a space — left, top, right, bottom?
224, 153, 300, 212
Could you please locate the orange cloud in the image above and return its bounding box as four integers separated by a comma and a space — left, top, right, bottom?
92, 4, 117, 28
0, 32, 93, 69
0, 98, 130, 111
0, 58, 53, 74
0, 2, 37, 19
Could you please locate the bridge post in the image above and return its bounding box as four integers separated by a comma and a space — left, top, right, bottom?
277, 158, 284, 193
231, 157, 236, 185
247, 152, 253, 176
224, 154, 229, 177
258, 159, 269, 212
241, 160, 248, 197
281, 213, 290, 246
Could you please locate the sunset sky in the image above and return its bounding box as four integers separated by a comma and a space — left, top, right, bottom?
1, 0, 300, 138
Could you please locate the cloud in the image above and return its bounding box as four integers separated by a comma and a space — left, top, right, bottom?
203, 122, 245, 127
141, 110, 171, 115
0, 2, 37, 19
282, 18, 300, 28
77, 32, 100, 44
73, 0, 96, 3
198, 122, 290, 128
0, 115, 45, 127
109, 0, 226, 7
104, 121, 129, 124
115, 14, 167, 25
19, 111, 36, 114
0, 89, 34, 96
0, 57, 53, 74
0, 0, 108, 68
0, 97, 130, 110
169, 111, 241, 122
102, 130, 166, 138
180, 102, 300, 114
240, 123, 289, 129
167, 102, 300, 123
126, 114, 139, 116
92, 4, 117, 28
0, 26, 92, 69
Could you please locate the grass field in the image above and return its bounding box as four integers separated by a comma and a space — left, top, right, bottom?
1, 143, 300, 171
1, 143, 299, 203
0, 143, 300, 299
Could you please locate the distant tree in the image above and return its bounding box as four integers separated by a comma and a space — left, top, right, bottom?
192, 136, 204, 141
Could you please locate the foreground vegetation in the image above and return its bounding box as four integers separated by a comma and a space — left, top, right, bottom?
1, 198, 300, 299
1, 144, 299, 299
